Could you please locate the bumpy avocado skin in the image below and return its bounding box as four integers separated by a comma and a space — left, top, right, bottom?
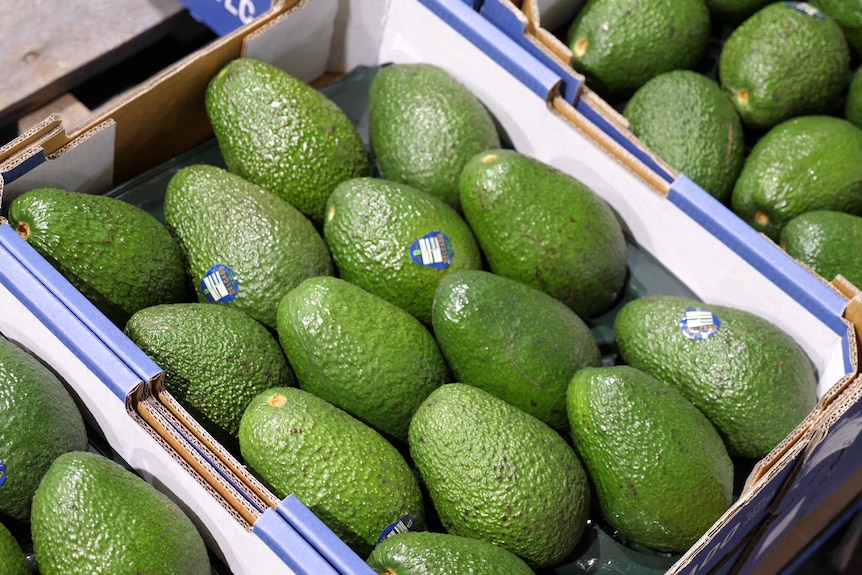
323, 177, 482, 325
780, 210, 862, 289
809, 0, 862, 57
276, 276, 448, 443
0, 334, 89, 524
432, 269, 601, 430
567, 365, 734, 553
408, 383, 590, 569
7, 187, 189, 327
0, 521, 29, 575
239, 387, 425, 558
125, 302, 294, 442
846, 65, 862, 129
623, 70, 745, 203
368, 62, 501, 212
163, 164, 333, 330
366, 531, 536, 575
458, 149, 627, 319
614, 294, 818, 459
730, 115, 862, 241
566, 0, 711, 98
205, 57, 370, 224
30, 451, 211, 575
719, 2, 851, 130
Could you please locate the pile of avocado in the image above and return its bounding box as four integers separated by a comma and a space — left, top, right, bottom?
3, 52, 824, 574
565, 0, 862, 290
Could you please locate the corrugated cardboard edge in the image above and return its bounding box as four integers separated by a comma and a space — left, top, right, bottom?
27, 0, 305, 188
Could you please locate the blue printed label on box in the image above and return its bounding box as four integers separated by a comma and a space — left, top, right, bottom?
200, 264, 239, 303
181, 0, 272, 36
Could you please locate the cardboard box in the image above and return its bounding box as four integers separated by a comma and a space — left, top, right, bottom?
1, 0, 861, 573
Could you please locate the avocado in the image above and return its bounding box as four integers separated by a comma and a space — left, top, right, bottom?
614, 294, 818, 459
730, 115, 862, 241
239, 387, 424, 558
0, 334, 88, 524
205, 57, 370, 224
30, 450, 210, 575
124, 302, 294, 443
0, 521, 28, 575
431, 269, 601, 430
408, 383, 590, 569
276, 276, 448, 443
623, 70, 745, 203
323, 176, 482, 325
366, 531, 536, 575
566, 0, 711, 98
458, 149, 627, 319
704, 0, 772, 23
780, 210, 862, 289
718, 1, 851, 131
7, 188, 189, 327
809, 0, 862, 57
163, 163, 333, 330
566, 365, 734, 552
368, 63, 501, 212
846, 65, 862, 130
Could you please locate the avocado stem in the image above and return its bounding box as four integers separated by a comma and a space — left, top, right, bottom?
268, 393, 287, 408
574, 38, 588, 59
15, 221, 30, 240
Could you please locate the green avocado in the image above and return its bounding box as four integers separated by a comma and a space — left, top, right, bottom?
7, 187, 189, 327
124, 302, 294, 443
809, 0, 862, 57
623, 70, 746, 203
730, 115, 862, 241
276, 276, 448, 443
718, 1, 851, 130
408, 383, 590, 569
323, 176, 482, 325
458, 149, 627, 319
567, 365, 734, 553
366, 531, 536, 575
205, 57, 370, 224
368, 62, 501, 212
0, 521, 28, 575
846, 65, 862, 129
163, 163, 333, 330
613, 294, 818, 459
239, 387, 424, 558
566, 0, 711, 98
780, 210, 862, 289
0, 334, 88, 524
431, 269, 601, 430
30, 451, 210, 575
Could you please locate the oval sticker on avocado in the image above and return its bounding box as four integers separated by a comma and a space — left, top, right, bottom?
785, 2, 825, 18
376, 514, 418, 545
409, 231, 454, 269
0, 460, 6, 486
680, 306, 721, 340
200, 263, 240, 303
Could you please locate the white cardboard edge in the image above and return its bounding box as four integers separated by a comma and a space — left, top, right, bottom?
0, 285, 298, 575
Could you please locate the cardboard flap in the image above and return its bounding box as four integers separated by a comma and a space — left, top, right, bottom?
253, 508, 342, 575
479, 0, 584, 103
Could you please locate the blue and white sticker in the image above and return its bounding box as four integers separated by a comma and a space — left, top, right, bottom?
200, 263, 239, 303
785, 2, 825, 18
376, 514, 418, 545
0, 460, 5, 487
680, 306, 722, 340
409, 231, 454, 269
